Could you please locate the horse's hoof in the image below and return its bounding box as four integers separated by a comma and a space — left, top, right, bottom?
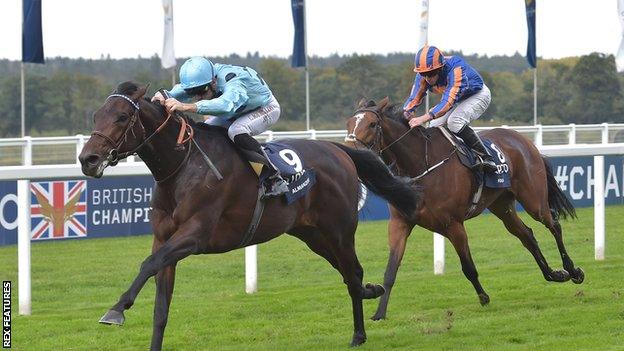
571, 267, 585, 284
549, 270, 571, 282
350, 332, 366, 347
99, 309, 125, 325
478, 293, 490, 306
363, 283, 385, 299
371, 312, 386, 321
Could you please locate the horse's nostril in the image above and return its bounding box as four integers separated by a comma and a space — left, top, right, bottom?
85, 154, 100, 166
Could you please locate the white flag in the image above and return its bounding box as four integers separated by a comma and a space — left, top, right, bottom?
418, 0, 429, 48
161, 0, 176, 69
617, 0, 624, 72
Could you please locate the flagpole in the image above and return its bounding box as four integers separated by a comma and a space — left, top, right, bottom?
533, 67, 537, 125
304, 0, 310, 131
21, 63, 25, 137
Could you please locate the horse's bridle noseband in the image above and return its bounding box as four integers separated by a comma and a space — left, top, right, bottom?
345, 108, 384, 151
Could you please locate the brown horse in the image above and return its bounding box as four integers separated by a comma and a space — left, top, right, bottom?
78, 82, 423, 350
345, 97, 583, 321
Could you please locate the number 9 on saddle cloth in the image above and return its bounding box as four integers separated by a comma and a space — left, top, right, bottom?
259, 142, 316, 204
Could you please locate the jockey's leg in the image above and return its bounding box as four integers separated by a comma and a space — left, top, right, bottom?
447, 85, 497, 171
228, 96, 288, 197
455, 125, 497, 172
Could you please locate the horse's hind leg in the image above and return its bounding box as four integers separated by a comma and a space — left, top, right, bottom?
546, 218, 584, 283
488, 194, 570, 283
372, 214, 414, 320
293, 225, 383, 347
446, 222, 490, 306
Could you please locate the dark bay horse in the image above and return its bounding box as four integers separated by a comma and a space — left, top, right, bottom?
345, 97, 584, 320
78, 82, 422, 350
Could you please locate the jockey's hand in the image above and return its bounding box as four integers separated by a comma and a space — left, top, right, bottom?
151, 91, 165, 104
164, 98, 197, 114
403, 110, 415, 120
408, 113, 433, 129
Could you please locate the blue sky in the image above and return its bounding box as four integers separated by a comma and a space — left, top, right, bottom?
1, 0, 620, 60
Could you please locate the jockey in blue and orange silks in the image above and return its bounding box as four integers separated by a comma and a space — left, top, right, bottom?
403, 45, 497, 171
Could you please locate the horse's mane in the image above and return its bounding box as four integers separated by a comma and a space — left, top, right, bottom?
382, 103, 410, 129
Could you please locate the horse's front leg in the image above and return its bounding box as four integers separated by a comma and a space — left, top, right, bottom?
99, 220, 204, 327
150, 264, 176, 351
372, 213, 414, 320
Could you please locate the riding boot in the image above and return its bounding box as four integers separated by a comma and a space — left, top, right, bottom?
233, 134, 289, 197
455, 125, 498, 172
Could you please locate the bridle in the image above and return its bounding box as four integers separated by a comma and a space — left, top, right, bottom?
345, 108, 384, 151
346, 108, 457, 181
346, 108, 415, 156
89, 92, 194, 182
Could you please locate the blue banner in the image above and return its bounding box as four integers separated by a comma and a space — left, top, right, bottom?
291, 0, 306, 68
22, 0, 45, 64
525, 0, 536, 68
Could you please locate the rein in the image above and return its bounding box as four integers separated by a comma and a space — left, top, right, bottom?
90, 93, 195, 182
348, 108, 458, 182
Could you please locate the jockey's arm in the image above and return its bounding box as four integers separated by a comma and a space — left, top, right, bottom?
428, 66, 464, 119
195, 80, 249, 116
403, 74, 428, 114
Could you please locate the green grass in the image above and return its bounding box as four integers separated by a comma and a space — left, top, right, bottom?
1, 206, 623, 350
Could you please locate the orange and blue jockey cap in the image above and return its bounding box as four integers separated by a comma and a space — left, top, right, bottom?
413, 45, 446, 73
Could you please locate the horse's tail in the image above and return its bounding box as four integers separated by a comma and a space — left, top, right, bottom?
542, 156, 577, 220
332, 143, 422, 217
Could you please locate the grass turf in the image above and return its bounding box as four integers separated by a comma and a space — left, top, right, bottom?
0, 206, 622, 350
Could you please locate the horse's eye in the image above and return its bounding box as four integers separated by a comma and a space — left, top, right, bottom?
369, 122, 377, 128
116, 114, 129, 123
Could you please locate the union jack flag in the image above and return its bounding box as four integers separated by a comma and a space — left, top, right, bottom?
30, 180, 88, 240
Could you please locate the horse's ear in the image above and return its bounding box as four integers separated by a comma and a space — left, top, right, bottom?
365, 100, 376, 108
377, 96, 391, 111
356, 97, 368, 109
133, 84, 150, 100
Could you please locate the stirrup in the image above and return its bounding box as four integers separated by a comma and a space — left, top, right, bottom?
479, 157, 498, 172
263, 176, 289, 198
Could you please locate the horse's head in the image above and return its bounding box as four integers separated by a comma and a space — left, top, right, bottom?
79, 82, 149, 178
345, 96, 407, 153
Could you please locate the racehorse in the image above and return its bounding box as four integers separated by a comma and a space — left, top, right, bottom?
78, 82, 422, 350
345, 97, 584, 321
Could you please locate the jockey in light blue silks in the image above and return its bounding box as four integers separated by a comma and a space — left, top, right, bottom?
152, 57, 289, 197
403, 46, 497, 171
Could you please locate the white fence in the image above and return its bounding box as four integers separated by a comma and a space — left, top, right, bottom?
1, 125, 623, 315
1, 123, 624, 166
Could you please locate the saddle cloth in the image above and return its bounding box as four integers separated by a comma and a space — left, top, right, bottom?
449, 132, 511, 189
261, 142, 316, 204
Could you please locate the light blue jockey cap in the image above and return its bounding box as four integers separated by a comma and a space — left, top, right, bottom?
179, 57, 215, 90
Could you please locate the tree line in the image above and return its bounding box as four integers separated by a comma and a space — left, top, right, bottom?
0, 51, 622, 137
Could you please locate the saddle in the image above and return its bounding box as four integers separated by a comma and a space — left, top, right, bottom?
437, 127, 511, 188
437, 127, 511, 218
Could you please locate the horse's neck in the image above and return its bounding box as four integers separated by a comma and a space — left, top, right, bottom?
135, 107, 195, 182
383, 124, 453, 177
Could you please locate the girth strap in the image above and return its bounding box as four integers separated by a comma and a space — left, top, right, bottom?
237, 187, 266, 248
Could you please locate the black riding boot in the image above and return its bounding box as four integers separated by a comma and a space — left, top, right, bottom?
233, 134, 289, 197
455, 125, 498, 172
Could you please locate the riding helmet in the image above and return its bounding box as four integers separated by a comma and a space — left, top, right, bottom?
179, 57, 215, 90
414, 45, 446, 73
